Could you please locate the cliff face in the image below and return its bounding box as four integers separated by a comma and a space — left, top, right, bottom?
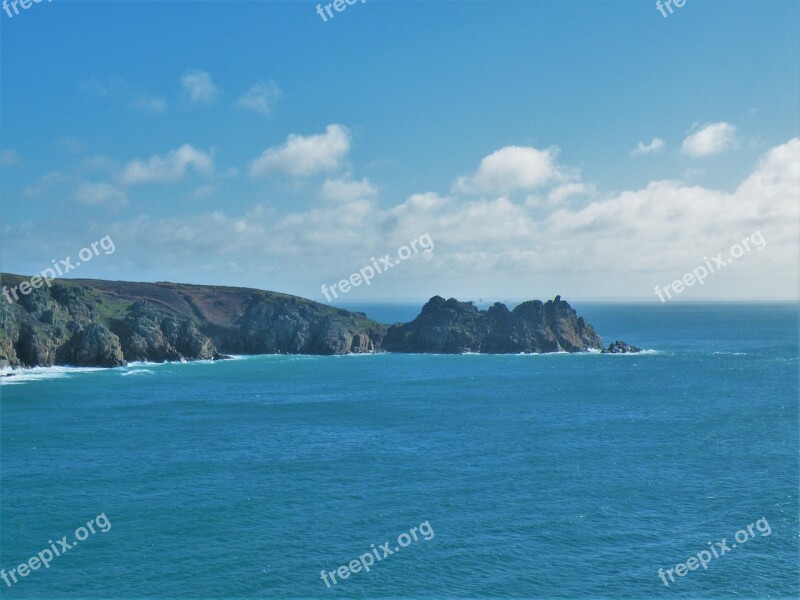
382, 295, 603, 353
0, 280, 125, 368
0, 274, 388, 368
215, 295, 386, 356
0, 274, 625, 369
0, 278, 223, 369
110, 301, 222, 363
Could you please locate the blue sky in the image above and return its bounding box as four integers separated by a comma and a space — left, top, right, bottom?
2, 0, 798, 302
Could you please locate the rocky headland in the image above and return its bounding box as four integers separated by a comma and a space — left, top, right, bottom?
0, 274, 640, 369
382, 295, 604, 354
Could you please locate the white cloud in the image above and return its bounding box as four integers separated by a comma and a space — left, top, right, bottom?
118, 145, 214, 185
321, 176, 377, 202
171, 140, 800, 297
180, 70, 219, 104
191, 185, 218, 199
536, 139, 798, 284
631, 137, 665, 157
74, 182, 128, 209
16, 139, 796, 301
249, 124, 351, 178
1, 149, 22, 167
546, 182, 596, 206
132, 95, 168, 114
455, 145, 564, 194
236, 80, 281, 116
682, 122, 738, 157
23, 171, 69, 197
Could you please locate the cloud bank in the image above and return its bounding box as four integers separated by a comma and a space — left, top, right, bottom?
6, 127, 798, 301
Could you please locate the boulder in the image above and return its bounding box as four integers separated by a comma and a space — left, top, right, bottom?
602, 340, 642, 354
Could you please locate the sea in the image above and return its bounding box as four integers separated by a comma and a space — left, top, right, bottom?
1, 303, 797, 599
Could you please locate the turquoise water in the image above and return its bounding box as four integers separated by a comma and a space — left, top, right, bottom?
1, 303, 798, 598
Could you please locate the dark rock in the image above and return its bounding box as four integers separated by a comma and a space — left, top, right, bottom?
224, 296, 385, 355
15, 323, 59, 367
602, 340, 642, 354
383, 295, 604, 354
56, 324, 126, 367
0, 273, 623, 367
110, 301, 221, 362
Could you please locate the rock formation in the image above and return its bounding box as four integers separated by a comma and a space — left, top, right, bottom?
602, 340, 642, 354
382, 295, 604, 353
0, 273, 640, 368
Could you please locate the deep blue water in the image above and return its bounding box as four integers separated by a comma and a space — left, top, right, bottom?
1, 303, 798, 598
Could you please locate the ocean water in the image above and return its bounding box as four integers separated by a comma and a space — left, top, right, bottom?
1, 303, 798, 599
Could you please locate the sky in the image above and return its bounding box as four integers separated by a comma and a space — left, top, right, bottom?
1, 0, 798, 303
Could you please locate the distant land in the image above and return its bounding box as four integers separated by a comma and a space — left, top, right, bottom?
0, 274, 640, 370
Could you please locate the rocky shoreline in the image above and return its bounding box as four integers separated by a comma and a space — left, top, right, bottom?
0, 274, 641, 370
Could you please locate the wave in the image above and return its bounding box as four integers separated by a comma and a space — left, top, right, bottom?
1, 348, 667, 385
0, 365, 106, 386
600, 349, 660, 356
124, 360, 170, 368
225, 354, 293, 360
121, 368, 155, 376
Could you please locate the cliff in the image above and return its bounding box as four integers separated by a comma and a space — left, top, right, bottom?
0, 274, 635, 369
0, 274, 388, 368
382, 295, 604, 353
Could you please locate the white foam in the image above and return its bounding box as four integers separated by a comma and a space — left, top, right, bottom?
224, 354, 284, 361
125, 360, 169, 368
121, 368, 155, 376
601, 349, 660, 356
0, 365, 105, 386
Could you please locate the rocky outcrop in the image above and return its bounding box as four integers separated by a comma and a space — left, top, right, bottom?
216, 295, 385, 355
349, 333, 374, 353
56, 324, 126, 367
0, 277, 229, 368
110, 301, 223, 362
0, 283, 81, 368
383, 295, 604, 353
0, 273, 640, 368
15, 322, 60, 367
602, 340, 642, 354
0, 275, 386, 366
